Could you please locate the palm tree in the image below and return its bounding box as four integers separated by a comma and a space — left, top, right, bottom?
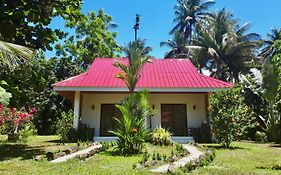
260, 28, 281, 60
0, 40, 34, 69
171, 0, 215, 43
160, 31, 189, 58
188, 9, 260, 82
115, 39, 151, 92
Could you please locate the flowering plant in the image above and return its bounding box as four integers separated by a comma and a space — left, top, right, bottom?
0, 104, 36, 134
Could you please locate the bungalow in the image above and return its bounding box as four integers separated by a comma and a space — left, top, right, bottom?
53, 58, 232, 142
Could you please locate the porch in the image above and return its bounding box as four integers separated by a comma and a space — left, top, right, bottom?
93, 136, 194, 144
72, 92, 209, 140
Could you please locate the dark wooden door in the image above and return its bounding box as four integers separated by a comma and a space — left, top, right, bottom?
100, 104, 121, 136
161, 104, 187, 136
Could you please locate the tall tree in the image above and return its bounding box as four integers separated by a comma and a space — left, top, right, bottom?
260, 28, 281, 60
55, 10, 120, 68
160, 31, 189, 58
171, 0, 215, 43
0, 0, 83, 51
188, 9, 260, 82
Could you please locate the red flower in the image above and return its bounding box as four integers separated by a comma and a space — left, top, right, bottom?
30, 107, 38, 114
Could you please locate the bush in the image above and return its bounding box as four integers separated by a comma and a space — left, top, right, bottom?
255, 131, 267, 142
56, 110, 77, 143
151, 127, 173, 146
209, 87, 256, 147
19, 123, 37, 143
0, 104, 36, 141
111, 90, 152, 155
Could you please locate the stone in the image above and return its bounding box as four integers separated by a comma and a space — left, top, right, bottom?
88, 149, 96, 156
34, 155, 42, 161
71, 146, 79, 153
64, 148, 72, 155
168, 162, 178, 173
57, 152, 66, 158
46, 152, 56, 160
135, 163, 143, 170
184, 149, 190, 155
151, 160, 158, 166
199, 154, 206, 160
169, 155, 178, 162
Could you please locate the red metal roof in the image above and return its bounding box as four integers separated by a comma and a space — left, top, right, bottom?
53, 58, 232, 90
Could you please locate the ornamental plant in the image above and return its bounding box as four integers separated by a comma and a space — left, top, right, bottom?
111, 91, 152, 155
0, 104, 36, 137
151, 127, 173, 146
209, 87, 256, 147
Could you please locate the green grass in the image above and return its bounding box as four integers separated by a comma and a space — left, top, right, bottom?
191, 142, 281, 175
0, 136, 280, 175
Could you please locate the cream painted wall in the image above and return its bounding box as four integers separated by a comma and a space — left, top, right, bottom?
80, 93, 207, 136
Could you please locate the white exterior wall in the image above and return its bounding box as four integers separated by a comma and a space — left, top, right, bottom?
80, 93, 206, 136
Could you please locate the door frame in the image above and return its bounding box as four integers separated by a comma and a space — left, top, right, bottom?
160, 103, 188, 136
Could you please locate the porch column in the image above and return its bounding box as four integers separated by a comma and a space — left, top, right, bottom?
73, 91, 81, 130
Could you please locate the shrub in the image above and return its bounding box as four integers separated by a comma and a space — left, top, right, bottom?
255, 131, 267, 142
19, 123, 37, 143
209, 87, 256, 147
0, 104, 36, 141
56, 110, 77, 143
111, 90, 152, 155
151, 127, 173, 146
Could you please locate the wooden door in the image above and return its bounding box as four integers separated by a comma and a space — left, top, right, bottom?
100, 104, 121, 136
161, 104, 187, 136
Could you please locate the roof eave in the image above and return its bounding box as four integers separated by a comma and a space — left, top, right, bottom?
53, 86, 232, 93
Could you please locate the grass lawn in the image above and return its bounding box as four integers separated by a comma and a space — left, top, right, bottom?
0, 136, 280, 175
191, 142, 281, 175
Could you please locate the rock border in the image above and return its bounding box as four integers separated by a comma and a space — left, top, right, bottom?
150, 144, 204, 173
50, 143, 102, 163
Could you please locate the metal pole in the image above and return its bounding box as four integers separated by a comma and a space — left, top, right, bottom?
134, 14, 140, 41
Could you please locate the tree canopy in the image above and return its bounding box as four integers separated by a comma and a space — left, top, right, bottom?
0, 0, 83, 51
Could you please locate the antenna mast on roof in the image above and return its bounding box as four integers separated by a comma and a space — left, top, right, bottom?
134, 14, 141, 41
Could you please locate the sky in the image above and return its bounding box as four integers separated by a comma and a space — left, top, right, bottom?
46, 0, 281, 58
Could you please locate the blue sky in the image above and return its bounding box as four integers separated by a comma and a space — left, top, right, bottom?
46, 0, 281, 58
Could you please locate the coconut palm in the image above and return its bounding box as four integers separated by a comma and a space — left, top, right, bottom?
188, 9, 260, 82
171, 0, 215, 43
260, 28, 281, 60
0, 40, 34, 69
115, 39, 151, 92
160, 31, 190, 58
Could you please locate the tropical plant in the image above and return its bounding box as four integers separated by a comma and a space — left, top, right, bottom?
151, 127, 173, 146
160, 32, 190, 58
188, 9, 260, 82
209, 87, 256, 147
113, 40, 152, 155
56, 110, 77, 143
0, 104, 36, 141
0, 40, 34, 69
171, 0, 215, 43
242, 39, 281, 142
114, 39, 151, 92
260, 28, 281, 60
111, 91, 152, 155
0, 81, 11, 105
